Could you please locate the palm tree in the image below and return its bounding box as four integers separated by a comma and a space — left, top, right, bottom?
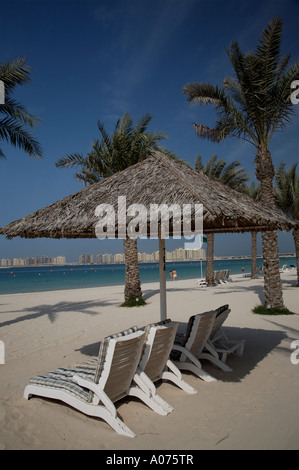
183, 17, 299, 308
195, 154, 250, 285
243, 182, 262, 278
56, 112, 171, 302
0, 57, 42, 158
275, 162, 299, 286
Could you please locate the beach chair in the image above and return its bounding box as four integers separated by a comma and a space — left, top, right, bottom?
197, 277, 207, 287
170, 310, 220, 382
214, 271, 220, 284
242, 272, 251, 278
219, 270, 226, 284
135, 321, 197, 413
76, 320, 197, 415
205, 305, 245, 363
279, 264, 289, 273
223, 269, 232, 282
24, 327, 169, 438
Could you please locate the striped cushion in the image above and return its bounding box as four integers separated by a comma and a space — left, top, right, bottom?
215, 304, 229, 317
142, 319, 171, 341
29, 368, 95, 402
75, 325, 138, 372
171, 315, 196, 361
90, 326, 138, 402
30, 326, 139, 404
181, 315, 196, 347
93, 326, 138, 383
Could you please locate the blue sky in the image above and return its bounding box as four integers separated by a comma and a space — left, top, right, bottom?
0, 0, 298, 262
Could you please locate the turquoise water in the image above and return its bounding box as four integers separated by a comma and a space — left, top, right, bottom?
0, 257, 296, 295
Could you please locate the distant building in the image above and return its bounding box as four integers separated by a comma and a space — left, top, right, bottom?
37, 255, 52, 265
102, 253, 113, 264
13, 258, 26, 266
1, 259, 12, 267
53, 256, 66, 265
79, 254, 94, 264
25, 257, 38, 266
114, 253, 125, 264
95, 254, 103, 264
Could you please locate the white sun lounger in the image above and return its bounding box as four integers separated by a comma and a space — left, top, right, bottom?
171, 309, 233, 379
223, 269, 232, 282
205, 304, 245, 363
76, 320, 197, 416
219, 270, 226, 284
214, 271, 220, 284
171, 310, 219, 382
24, 328, 147, 437
135, 321, 197, 414
279, 264, 289, 273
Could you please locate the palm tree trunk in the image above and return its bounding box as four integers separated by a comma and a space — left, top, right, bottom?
256, 147, 284, 308
293, 228, 299, 287
251, 231, 257, 279
206, 233, 215, 286
123, 237, 142, 301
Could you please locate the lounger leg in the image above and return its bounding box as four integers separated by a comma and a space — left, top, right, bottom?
24, 384, 136, 438
174, 361, 216, 382
128, 385, 171, 416
172, 345, 217, 382
198, 352, 232, 372
162, 360, 197, 394
130, 372, 173, 415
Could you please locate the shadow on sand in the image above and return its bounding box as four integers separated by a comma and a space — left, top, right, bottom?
76, 323, 293, 385
0, 298, 118, 328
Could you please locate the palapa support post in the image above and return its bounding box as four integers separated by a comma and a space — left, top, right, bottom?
159, 232, 167, 321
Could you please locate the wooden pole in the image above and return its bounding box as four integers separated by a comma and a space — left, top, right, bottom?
159, 235, 167, 320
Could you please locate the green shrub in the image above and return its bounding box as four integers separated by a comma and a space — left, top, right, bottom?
252, 305, 296, 315
121, 295, 147, 308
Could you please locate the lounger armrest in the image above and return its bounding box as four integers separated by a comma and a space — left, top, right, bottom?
165, 359, 183, 379
72, 374, 117, 418
133, 368, 155, 396
204, 339, 220, 358
172, 344, 203, 369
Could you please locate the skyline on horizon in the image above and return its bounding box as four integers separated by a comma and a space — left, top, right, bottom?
1, 0, 298, 262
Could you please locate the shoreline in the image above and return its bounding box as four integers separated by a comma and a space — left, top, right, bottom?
0, 256, 296, 297
0, 269, 297, 300
0, 252, 296, 269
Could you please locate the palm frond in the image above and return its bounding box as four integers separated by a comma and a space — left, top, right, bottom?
195, 153, 250, 191
0, 116, 42, 158
0, 57, 42, 158
182, 82, 226, 107
0, 57, 31, 92
55, 153, 86, 169
275, 162, 299, 219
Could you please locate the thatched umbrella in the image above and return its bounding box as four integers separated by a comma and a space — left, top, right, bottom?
1, 150, 297, 318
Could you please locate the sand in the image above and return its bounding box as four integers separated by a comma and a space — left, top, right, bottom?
0, 271, 298, 450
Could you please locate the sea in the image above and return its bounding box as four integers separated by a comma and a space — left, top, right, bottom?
0, 256, 296, 295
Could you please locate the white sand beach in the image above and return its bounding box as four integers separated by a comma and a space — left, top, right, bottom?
0, 271, 299, 450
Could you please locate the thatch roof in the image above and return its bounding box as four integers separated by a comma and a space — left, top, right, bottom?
0, 151, 297, 239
